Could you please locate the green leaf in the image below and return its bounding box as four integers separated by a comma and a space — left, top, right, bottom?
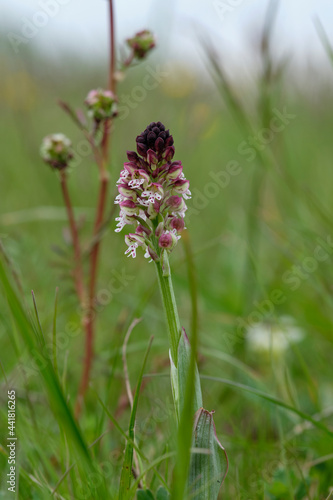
119, 336, 154, 499
170, 328, 203, 421
188, 408, 228, 500
156, 486, 170, 500
137, 489, 155, 500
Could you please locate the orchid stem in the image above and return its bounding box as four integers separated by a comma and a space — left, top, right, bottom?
155, 256, 181, 367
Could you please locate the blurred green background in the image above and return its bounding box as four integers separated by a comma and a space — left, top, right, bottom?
1, 1, 333, 498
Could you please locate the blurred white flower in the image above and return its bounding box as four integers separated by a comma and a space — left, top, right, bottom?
246, 316, 304, 354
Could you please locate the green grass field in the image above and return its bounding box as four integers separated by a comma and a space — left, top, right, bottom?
1, 12, 333, 499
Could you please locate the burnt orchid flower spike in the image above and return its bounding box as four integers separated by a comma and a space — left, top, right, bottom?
115, 122, 191, 261
40, 133, 73, 170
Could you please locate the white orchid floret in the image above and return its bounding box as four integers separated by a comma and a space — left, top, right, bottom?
124, 233, 145, 258
142, 182, 164, 204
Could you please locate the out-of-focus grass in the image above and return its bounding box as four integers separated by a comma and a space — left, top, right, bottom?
1, 29, 333, 499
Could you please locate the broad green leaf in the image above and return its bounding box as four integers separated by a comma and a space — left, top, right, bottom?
170, 328, 203, 421
137, 489, 155, 500
188, 408, 228, 499
156, 486, 170, 500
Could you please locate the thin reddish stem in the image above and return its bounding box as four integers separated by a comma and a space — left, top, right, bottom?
101, 0, 116, 167
75, 171, 109, 418
59, 171, 85, 305
88, 174, 110, 301
75, 0, 116, 417
109, 0, 116, 93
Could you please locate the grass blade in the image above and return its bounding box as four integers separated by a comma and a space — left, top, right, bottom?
0, 257, 93, 468
119, 336, 154, 499
201, 375, 333, 439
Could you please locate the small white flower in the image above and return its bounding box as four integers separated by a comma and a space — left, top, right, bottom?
137, 197, 149, 207
115, 215, 126, 232
144, 247, 153, 262
142, 190, 163, 203
247, 316, 304, 355
128, 178, 145, 188
125, 244, 138, 258
114, 194, 125, 205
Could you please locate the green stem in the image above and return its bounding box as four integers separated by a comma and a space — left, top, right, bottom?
155, 256, 181, 366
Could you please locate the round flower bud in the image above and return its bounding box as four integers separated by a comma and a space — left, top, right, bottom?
125, 233, 145, 246
119, 199, 139, 216
163, 145, 175, 161
158, 232, 173, 249
136, 224, 151, 237
166, 195, 186, 215
158, 232, 177, 250
155, 221, 164, 238
85, 88, 117, 121
170, 217, 185, 233
127, 150, 139, 163
166, 195, 182, 210
118, 184, 137, 201
40, 133, 73, 170
171, 179, 190, 194
167, 162, 183, 180
127, 30, 156, 59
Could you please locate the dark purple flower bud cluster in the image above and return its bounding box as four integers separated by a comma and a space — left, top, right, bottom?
126, 30, 156, 60
136, 121, 175, 160
115, 122, 191, 260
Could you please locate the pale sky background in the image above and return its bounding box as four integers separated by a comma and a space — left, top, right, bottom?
2, 0, 333, 73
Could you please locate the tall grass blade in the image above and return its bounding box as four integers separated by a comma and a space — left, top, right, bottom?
119, 336, 154, 499
201, 375, 333, 439
0, 257, 95, 474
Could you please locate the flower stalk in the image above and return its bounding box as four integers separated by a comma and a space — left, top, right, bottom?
59, 170, 85, 306
155, 255, 181, 366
